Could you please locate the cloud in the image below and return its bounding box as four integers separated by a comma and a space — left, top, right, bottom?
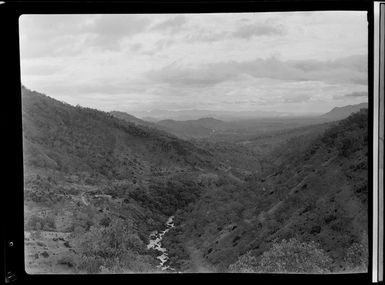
19, 15, 88, 39
146, 54, 367, 88
183, 23, 284, 43
21, 63, 62, 76
344, 91, 368, 98
146, 63, 234, 87
233, 24, 285, 39
151, 16, 187, 33
19, 15, 152, 56
19, 12, 368, 115
185, 30, 228, 43
282, 94, 312, 103
84, 15, 152, 51
129, 43, 143, 52
152, 39, 175, 52
333, 91, 368, 100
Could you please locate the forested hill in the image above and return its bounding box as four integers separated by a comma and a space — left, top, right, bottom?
21, 85, 216, 179
163, 109, 368, 273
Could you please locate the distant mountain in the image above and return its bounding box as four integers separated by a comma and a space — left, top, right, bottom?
110, 112, 226, 139
157, 117, 227, 139
142, 116, 160, 123
155, 116, 333, 140
321, 103, 368, 120
138, 109, 293, 121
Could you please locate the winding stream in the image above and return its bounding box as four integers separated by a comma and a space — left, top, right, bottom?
147, 216, 175, 271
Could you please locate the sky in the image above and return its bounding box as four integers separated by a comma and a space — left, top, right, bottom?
19, 12, 368, 117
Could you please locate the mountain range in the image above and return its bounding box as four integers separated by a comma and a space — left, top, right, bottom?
137, 109, 302, 122
111, 102, 368, 140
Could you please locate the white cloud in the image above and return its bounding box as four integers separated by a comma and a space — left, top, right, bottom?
19, 12, 368, 115
146, 55, 367, 88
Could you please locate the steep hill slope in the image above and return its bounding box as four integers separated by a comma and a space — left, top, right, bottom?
109, 111, 156, 128
162, 109, 368, 273
22, 86, 215, 179
21, 86, 223, 273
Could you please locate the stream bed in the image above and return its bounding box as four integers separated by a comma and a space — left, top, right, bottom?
147, 216, 175, 271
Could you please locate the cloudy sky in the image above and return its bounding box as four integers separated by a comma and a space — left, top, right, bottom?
19, 12, 368, 117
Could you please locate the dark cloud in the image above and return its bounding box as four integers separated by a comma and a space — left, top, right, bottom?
154, 39, 175, 50
19, 15, 88, 40
185, 30, 228, 43
90, 15, 150, 36
333, 91, 368, 100
146, 54, 367, 88
129, 43, 143, 52
86, 15, 151, 51
290, 55, 367, 73
151, 16, 187, 33
344, 91, 368, 98
184, 23, 284, 43
146, 63, 234, 87
38, 78, 146, 96
21, 64, 62, 76
20, 15, 152, 56
282, 94, 312, 103
233, 24, 285, 39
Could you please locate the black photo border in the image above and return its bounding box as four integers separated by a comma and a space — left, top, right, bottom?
0, 0, 375, 284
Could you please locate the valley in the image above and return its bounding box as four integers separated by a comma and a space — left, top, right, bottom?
22, 85, 368, 274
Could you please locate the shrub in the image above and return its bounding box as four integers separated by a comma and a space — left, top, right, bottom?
99, 216, 111, 227
229, 238, 333, 273
343, 238, 368, 272
41, 251, 49, 258
74, 218, 153, 273
78, 255, 104, 273
57, 256, 76, 268
30, 230, 42, 240
228, 251, 259, 273
26, 215, 56, 231
257, 238, 332, 273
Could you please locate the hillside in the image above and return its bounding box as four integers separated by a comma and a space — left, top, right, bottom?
109, 111, 156, 128
21, 86, 224, 273
162, 109, 368, 273
22, 86, 216, 177
321, 102, 368, 121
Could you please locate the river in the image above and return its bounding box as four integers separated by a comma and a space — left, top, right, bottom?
147, 216, 175, 271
